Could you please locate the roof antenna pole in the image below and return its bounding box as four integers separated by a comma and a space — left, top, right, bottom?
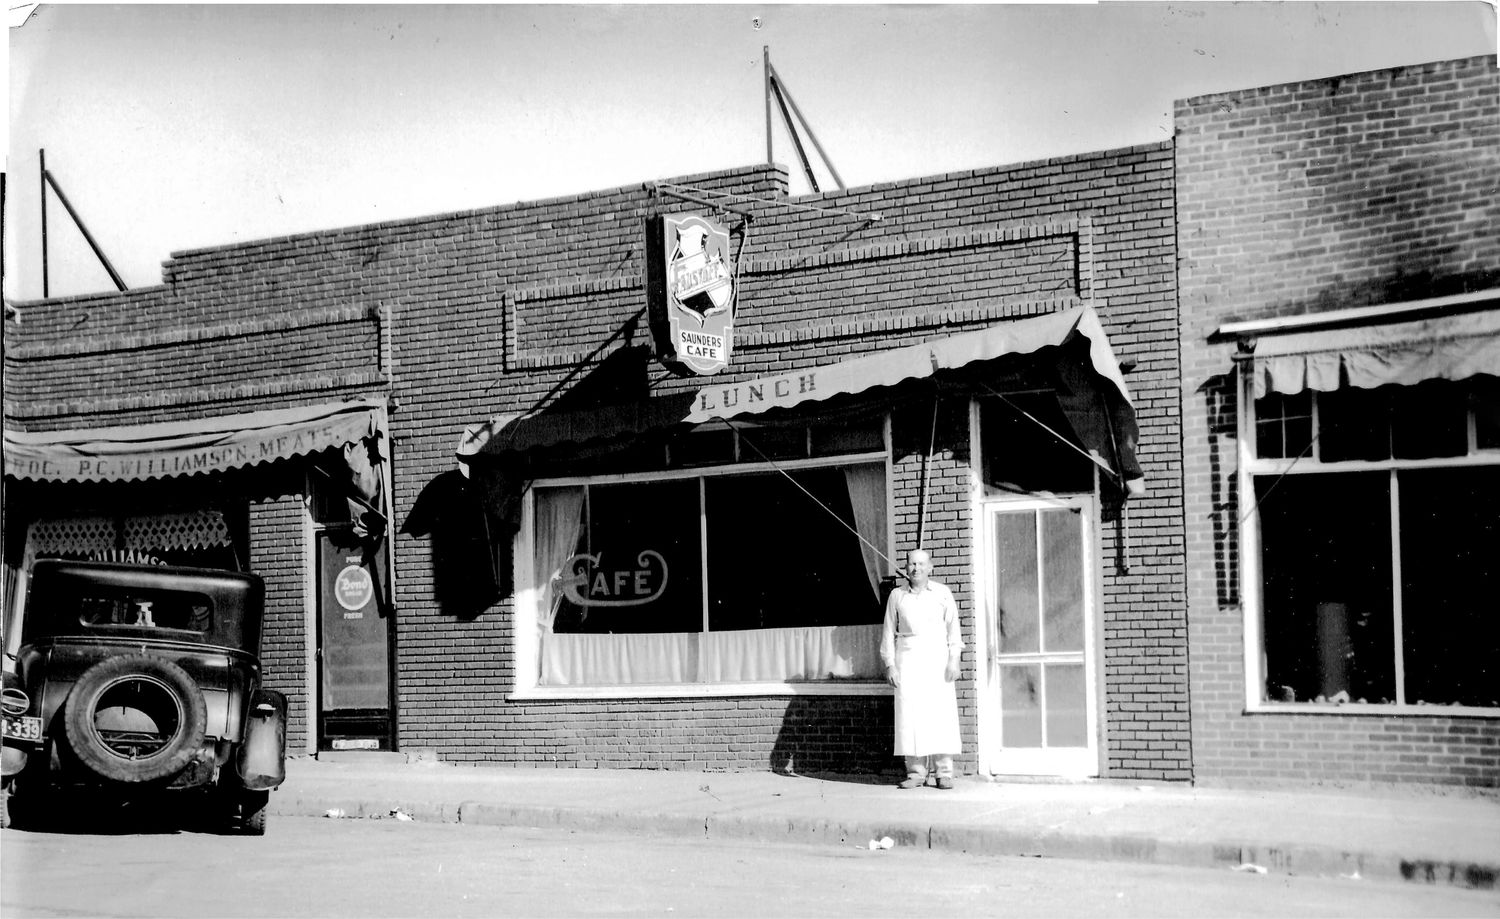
763, 46, 774, 165
38, 150, 128, 293
768, 62, 845, 191
769, 70, 820, 193
39, 149, 49, 298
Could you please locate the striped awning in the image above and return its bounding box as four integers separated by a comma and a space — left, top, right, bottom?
4, 399, 384, 483
458, 306, 1143, 488
1240, 307, 1500, 399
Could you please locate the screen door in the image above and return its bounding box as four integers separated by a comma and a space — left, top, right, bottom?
982, 499, 1099, 777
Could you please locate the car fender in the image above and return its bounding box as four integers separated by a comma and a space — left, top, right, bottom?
235, 689, 286, 791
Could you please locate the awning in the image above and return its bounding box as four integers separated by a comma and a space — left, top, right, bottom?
459, 306, 1142, 486
4, 399, 385, 484
1244, 308, 1500, 399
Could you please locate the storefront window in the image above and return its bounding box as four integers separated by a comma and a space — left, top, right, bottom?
1248, 376, 1500, 710
531, 458, 888, 688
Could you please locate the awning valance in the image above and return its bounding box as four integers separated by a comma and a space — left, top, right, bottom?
459, 306, 1142, 486
1244, 308, 1500, 399
4, 399, 385, 484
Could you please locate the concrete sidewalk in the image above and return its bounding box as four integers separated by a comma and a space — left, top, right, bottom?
269, 755, 1500, 890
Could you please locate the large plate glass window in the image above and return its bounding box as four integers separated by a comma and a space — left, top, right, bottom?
1247, 377, 1500, 711
530, 439, 888, 688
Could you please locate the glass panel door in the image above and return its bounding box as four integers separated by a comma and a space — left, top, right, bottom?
317, 527, 392, 751
981, 499, 1099, 777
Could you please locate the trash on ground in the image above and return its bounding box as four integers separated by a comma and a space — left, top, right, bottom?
391, 809, 414, 821
324, 808, 346, 819
1234, 863, 1268, 874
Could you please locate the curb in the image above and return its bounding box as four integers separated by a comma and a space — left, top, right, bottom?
267, 792, 1499, 890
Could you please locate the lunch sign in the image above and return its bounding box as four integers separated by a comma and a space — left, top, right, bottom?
646, 214, 736, 376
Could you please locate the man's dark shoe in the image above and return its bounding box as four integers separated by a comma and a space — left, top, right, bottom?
898, 776, 924, 789
936, 777, 955, 790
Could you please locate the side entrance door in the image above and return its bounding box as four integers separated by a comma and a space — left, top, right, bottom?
317, 527, 393, 751
979, 497, 1100, 778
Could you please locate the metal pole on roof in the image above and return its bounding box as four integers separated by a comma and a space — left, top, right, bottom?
768, 73, 819, 194
41, 159, 128, 292
767, 62, 845, 191
39, 149, 48, 298
763, 46, 773, 165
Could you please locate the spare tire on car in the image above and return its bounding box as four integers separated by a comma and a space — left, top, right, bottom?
61, 655, 207, 784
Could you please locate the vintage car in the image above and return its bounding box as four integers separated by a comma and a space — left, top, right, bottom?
1, 559, 286, 834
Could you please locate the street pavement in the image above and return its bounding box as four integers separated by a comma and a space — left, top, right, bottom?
270, 754, 1500, 891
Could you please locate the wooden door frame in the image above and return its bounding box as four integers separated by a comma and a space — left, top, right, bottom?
973, 495, 1103, 778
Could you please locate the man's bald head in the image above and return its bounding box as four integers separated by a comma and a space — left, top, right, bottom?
906, 549, 933, 587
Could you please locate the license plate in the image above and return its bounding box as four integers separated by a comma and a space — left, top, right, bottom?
2, 713, 42, 743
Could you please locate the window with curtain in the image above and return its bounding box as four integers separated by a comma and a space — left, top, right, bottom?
531, 456, 889, 688
1247, 376, 1500, 710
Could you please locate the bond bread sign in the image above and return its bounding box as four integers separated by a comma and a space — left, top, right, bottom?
334, 564, 375, 615
646, 214, 735, 375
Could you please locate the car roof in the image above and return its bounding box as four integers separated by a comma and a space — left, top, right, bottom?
29, 559, 262, 599
26, 559, 265, 650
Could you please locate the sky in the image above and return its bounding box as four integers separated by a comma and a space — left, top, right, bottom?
5, 2, 1497, 302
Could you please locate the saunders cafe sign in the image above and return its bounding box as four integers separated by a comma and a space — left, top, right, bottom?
646, 213, 737, 376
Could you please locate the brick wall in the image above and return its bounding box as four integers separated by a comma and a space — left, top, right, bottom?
1177, 56, 1500, 787
250, 491, 312, 753
8, 144, 1185, 776
382, 149, 1183, 776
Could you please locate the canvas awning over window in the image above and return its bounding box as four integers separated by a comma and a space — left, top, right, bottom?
4, 399, 385, 484
1243, 307, 1500, 399
458, 306, 1143, 489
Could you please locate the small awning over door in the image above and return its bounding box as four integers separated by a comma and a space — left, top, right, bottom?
4, 399, 385, 484
459, 306, 1142, 487
1243, 307, 1500, 399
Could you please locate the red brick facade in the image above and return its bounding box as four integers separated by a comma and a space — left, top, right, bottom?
1177, 56, 1500, 787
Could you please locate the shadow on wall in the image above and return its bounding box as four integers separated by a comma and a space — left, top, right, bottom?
1200, 371, 1240, 608
398, 335, 660, 620
401, 469, 511, 620
1240, 266, 1500, 326
769, 695, 896, 778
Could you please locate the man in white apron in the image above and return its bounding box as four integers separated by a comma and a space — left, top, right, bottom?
880, 549, 963, 789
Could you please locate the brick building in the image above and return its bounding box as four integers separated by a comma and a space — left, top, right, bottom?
1178, 56, 1500, 787
4, 140, 1187, 779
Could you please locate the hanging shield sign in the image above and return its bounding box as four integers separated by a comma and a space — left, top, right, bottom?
646, 214, 735, 376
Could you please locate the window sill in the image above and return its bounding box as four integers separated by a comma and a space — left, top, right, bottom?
509, 681, 893, 701
1246, 701, 1499, 718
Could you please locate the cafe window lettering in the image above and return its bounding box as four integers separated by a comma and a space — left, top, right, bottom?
1247, 377, 1500, 710
531, 458, 889, 688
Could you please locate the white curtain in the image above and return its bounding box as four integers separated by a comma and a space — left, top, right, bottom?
543, 632, 698, 685
533, 487, 586, 632
842, 464, 887, 601
543, 625, 884, 685
700, 625, 883, 682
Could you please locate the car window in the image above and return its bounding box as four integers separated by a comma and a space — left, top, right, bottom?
75, 592, 213, 633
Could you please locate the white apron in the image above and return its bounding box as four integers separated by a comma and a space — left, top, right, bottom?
885, 583, 963, 757
892, 633, 962, 755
